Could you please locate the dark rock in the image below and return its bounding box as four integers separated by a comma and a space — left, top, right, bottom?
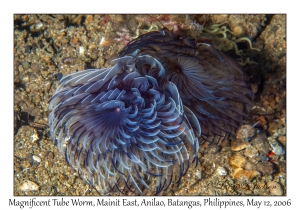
256, 161, 275, 175
277, 160, 286, 175
25, 45, 32, 53
259, 154, 268, 161
47, 151, 54, 160
252, 132, 271, 155
55, 73, 63, 80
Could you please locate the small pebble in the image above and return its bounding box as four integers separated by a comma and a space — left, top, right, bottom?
30, 22, 43, 31
55, 73, 63, 80
71, 38, 79, 44
228, 154, 247, 168
85, 15, 93, 25
244, 162, 256, 171
99, 36, 111, 46
20, 180, 39, 192
21, 15, 28, 22
22, 76, 29, 83
35, 22, 43, 30
47, 151, 54, 159
277, 136, 286, 146
236, 125, 255, 141
256, 161, 275, 175
252, 132, 271, 155
30, 130, 39, 143
258, 116, 267, 128
231, 168, 260, 181
115, 14, 124, 23
278, 127, 286, 136
196, 170, 202, 179
267, 181, 283, 196
44, 81, 51, 91
259, 154, 269, 161
21, 161, 30, 169
72, 15, 82, 25
89, 44, 97, 50
22, 61, 30, 69
25, 45, 31, 54
32, 155, 41, 163
268, 121, 282, 135
63, 58, 73, 64
217, 166, 227, 176
79, 46, 85, 54
267, 137, 285, 156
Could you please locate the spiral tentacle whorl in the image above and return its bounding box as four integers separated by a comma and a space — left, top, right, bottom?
48, 55, 200, 195
119, 29, 253, 144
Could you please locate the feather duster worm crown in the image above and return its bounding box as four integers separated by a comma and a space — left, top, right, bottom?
48, 55, 200, 195
119, 28, 253, 144
48, 28, 253, 195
